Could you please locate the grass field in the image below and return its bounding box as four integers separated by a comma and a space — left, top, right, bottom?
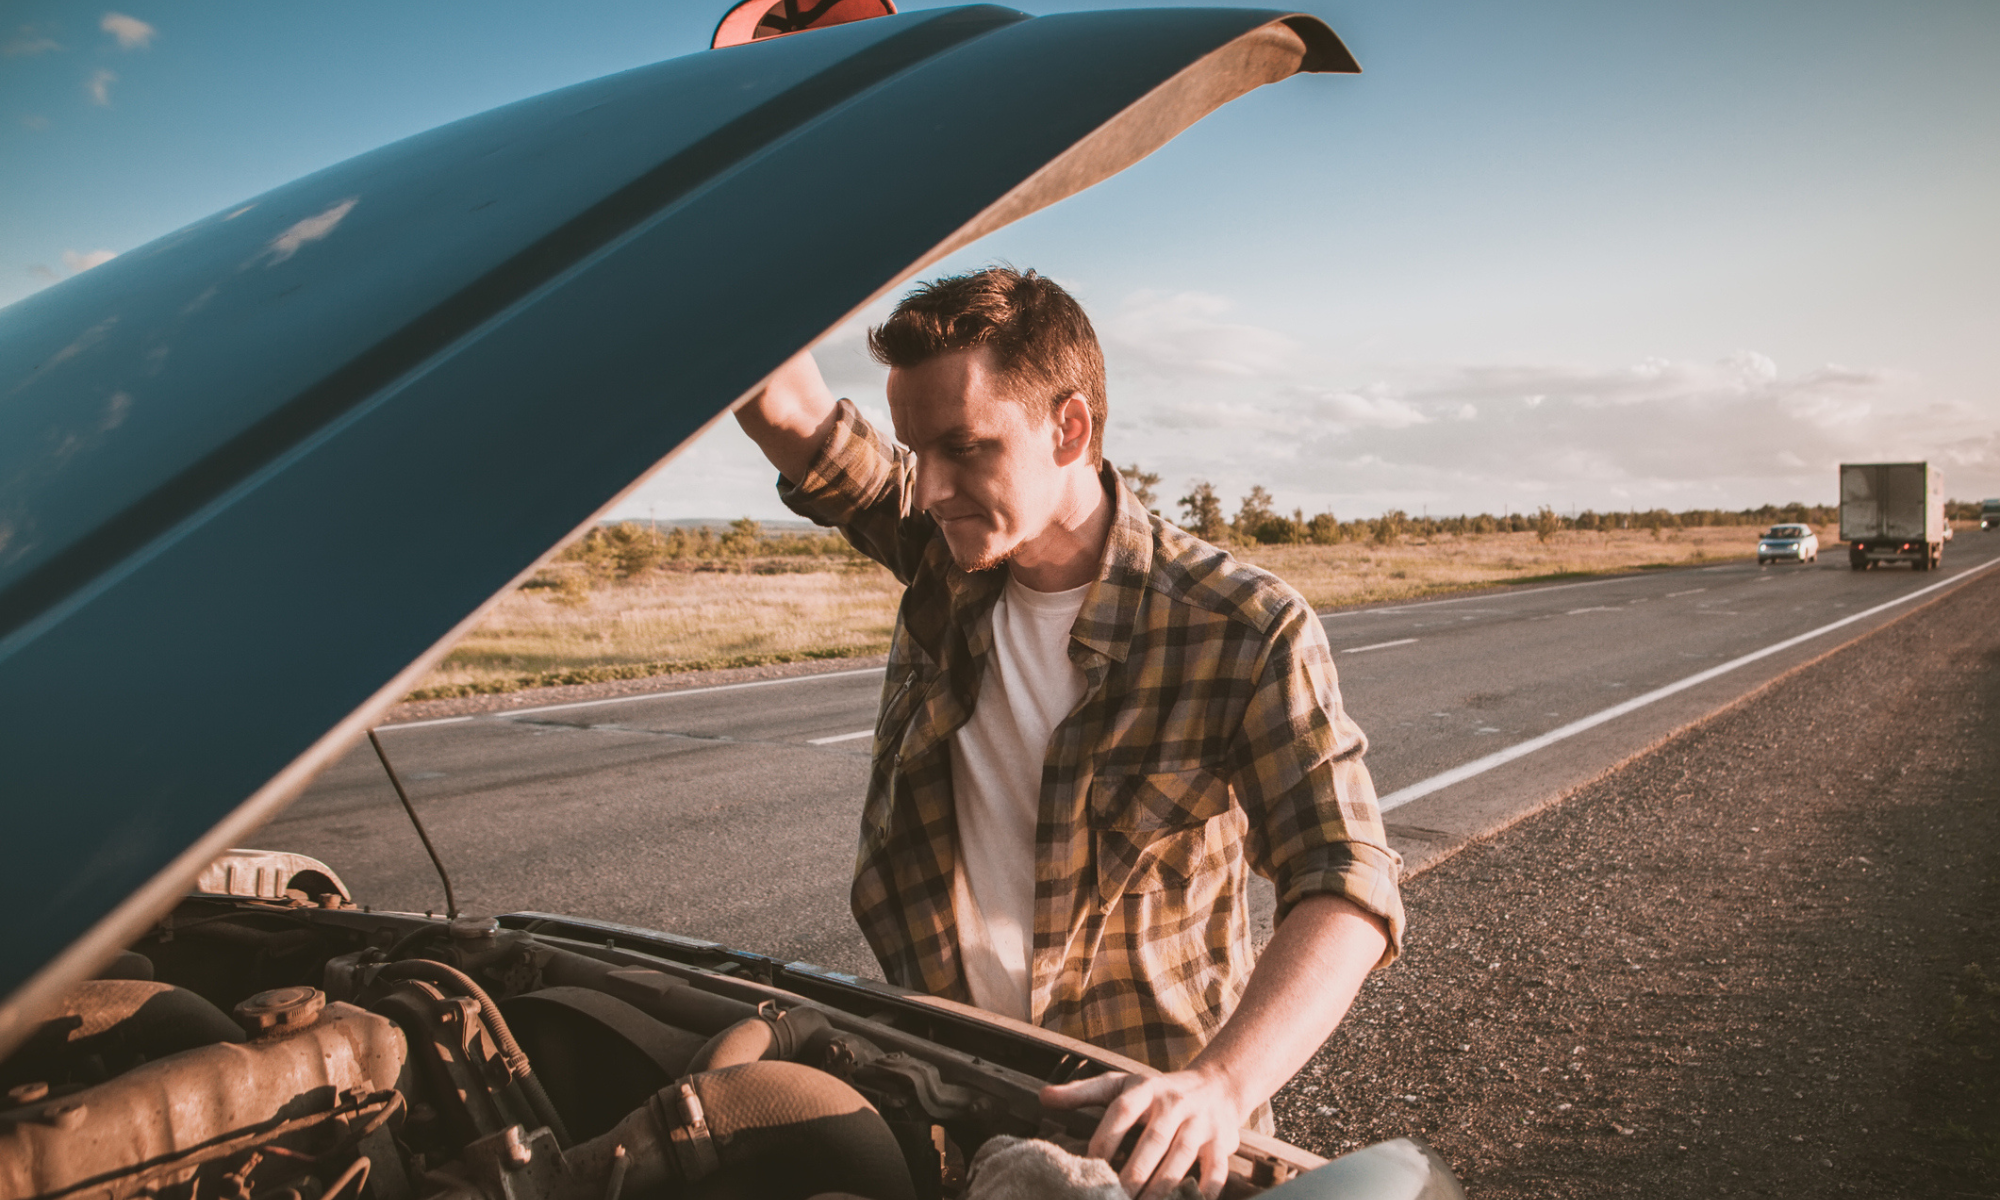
409, 523, 1786, 699
1233, 522, 1768, 609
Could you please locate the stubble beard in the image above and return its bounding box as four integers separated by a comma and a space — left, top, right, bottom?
957, 547, 1012, 574
940, 519, 1016, 575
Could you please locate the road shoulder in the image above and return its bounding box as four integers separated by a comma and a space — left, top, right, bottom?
1278, 566, 2000, 1196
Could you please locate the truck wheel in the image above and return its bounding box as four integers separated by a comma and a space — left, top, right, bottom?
1849, 553, 1865, 571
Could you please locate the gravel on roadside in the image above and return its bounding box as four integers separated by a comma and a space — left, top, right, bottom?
1274, 570, 2000, 1198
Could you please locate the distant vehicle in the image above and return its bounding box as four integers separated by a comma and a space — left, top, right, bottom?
1756, 523, 1819, 565
1840, 462, 1946, 570
1983, 498, 2000, 531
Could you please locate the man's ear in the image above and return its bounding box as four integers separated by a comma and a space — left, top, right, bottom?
1052, 393, 1093, 467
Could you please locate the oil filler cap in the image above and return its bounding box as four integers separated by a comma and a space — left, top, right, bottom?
235, 986, 327, 1037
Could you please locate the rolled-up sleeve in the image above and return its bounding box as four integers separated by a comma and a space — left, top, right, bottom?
1229, 599, 1406, 966
776, 399, 928, 583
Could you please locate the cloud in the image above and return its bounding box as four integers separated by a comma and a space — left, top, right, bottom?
609, 280, 2000, 523
262, 198, 359, 264
28, 264, 59, 282
1104, 291, 1300, 381
1397, 351, 1881, 417
1105, 310, 1992, 518
62, 249, 116, 273
62, 251, 115, 275
1287, 355, 1984, 514
86, 68, 116, 105
20, 115, 50, 131
3, 25, 60, 56
100, 12, 155, 49
1296, 387, 1432, 430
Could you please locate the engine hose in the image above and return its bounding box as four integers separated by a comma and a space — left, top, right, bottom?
384, 923, 444, 961
376, 959, 573, 1149
15, 980, 245, 1067
536, 950, 761, 1036
684, 1005, 833, 1075
568, 1061, 918, 1200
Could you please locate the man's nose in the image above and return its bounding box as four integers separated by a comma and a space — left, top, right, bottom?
911, 454, 950, 513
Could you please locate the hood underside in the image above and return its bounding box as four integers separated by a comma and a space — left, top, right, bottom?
0, 4, 1354, 1055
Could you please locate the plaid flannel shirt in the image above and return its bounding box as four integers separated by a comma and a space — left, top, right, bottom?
779, 400, 1404, 1071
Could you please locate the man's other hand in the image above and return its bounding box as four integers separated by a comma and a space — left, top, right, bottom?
734, 349, 838, 484
1039, 1068, 1244, 1200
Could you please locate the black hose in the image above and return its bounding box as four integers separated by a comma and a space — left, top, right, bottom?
21, 980, 245, 1058
384, 923, 443, 961
689, 1061, 917, 1200
176, 922, 320, 956
566, 1061, 917, 1200
537, 951, 761, 1036
376, 959, 573, 1148
684, 1006, 832, 1075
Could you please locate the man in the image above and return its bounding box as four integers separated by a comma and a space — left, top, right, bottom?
735, 268, 1403, 1200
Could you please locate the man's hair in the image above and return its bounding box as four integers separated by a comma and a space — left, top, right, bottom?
868, 266, 1108, 463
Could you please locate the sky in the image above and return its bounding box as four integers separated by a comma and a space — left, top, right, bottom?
4, 0, 1997, 524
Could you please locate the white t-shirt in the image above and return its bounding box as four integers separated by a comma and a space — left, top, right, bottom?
949, 572, 1091, 1021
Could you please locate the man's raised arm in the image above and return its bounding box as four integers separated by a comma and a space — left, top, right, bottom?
734, 349, 841, 483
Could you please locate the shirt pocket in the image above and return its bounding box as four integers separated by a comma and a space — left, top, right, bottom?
1088, 766, 1232, 903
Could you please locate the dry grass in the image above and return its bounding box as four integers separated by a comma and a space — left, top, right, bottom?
412, 524, 1792, 698
1231, 523, 1776, 610
413, 562, 904, 698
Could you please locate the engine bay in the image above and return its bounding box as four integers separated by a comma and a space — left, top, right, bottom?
0, 894, 1308, 1200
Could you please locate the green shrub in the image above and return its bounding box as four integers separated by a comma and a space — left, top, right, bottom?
1178, 481, 1229, 541
1372, 510, 1407, 546
552, 520, 861, 578
1534, 505, 1563, 543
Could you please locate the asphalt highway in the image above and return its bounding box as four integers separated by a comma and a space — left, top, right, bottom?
267, 534, 2000, 980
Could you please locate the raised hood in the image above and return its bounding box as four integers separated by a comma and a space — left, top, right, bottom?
0, 4, 1355, 1055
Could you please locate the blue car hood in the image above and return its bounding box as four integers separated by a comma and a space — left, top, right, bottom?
0, 4, 1353, 1053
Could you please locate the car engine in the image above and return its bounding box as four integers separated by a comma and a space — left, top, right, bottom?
0, 893, 1306, 1200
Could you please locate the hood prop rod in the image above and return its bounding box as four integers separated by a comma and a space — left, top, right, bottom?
368, 729, 460, 918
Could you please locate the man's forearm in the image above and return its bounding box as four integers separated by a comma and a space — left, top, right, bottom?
1040, 892, 1388, 1199
733, 349, 839, 483
1188, 893, 1389, 1117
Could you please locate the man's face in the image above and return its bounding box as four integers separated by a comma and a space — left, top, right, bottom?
886, 345, 1072, 573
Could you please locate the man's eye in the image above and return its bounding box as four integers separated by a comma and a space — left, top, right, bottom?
947, 442, 981, 458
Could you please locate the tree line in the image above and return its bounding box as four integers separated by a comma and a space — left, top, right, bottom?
551, 519, 863, 579
1114, 463, 1897, 547
547, 484, 1989, 590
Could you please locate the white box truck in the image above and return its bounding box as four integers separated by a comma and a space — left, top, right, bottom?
1840, 461, 1946, 570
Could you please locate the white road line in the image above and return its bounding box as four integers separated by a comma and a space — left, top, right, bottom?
374, 715, 475, 732
376, 665, 886, 729
1376, 556, 2000, 812
1343, 638, 1418, 654
807, 729, 874, 746
1319, 574, 1633, 618
1566, 606, 1618, 615
1665, 588, 1706, 597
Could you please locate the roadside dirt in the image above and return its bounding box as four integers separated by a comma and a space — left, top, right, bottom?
1274, 568, 2000, 1197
